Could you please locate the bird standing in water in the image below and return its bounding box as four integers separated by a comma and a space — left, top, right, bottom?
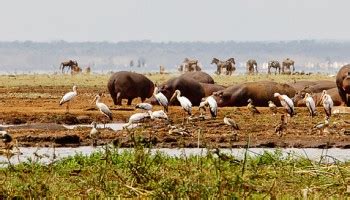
247, 98, 260, 116
59, 85, 77, 113
89, 121, 100, 147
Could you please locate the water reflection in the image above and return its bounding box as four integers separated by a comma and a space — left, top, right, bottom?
1, 147, 349, 166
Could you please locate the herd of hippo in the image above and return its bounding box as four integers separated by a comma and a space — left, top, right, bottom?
107, 65, 350, 108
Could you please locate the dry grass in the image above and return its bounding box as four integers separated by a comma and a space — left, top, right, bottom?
0, 72, 335, 88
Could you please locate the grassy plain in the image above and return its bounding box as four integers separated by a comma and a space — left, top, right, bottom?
1, 143, 350, 198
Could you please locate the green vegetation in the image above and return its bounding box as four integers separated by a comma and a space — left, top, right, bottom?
0, 138, 349, 198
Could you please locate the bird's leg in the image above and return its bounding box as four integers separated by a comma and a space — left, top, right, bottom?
66, 102, 70, 113
232, 129, 238, 141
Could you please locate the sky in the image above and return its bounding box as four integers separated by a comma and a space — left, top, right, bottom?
0, 0, 349, 42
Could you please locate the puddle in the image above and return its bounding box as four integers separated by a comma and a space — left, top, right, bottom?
63, 123, 127, 131
1, 123, 127, 131
1, 147, 350, 166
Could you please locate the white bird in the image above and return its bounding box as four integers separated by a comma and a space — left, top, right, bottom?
274, 93, 295, 117
92, 94, 113, 121
153, 87, 169, 112
199, 96, 218, 118
268, 101, 278, 115
224, 116, 239, 141
148, 110, 168, 120
304, 93, 317, 117
313, 117, 330, 134
168, 125, 191, 136
59, 85, 77, 113
123, 112, 151, 129
135, 103, 153, 111
321, 90, 333, 119
224, 116, 240, 130
89, 121, 100, 146
170, 90, 192, 116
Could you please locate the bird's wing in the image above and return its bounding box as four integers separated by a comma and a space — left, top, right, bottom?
208, 97, 218, 109
180, 97, 192, 108
327, 95, 334, 108
280, 100, 287, 108
309, 98, 316, 112
99, 103, 113, 118
156, 93, 168, 106
283, 96, 294, 109
60, 91, 76, 104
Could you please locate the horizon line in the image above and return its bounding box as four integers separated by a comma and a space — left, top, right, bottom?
1, 39, 350, 44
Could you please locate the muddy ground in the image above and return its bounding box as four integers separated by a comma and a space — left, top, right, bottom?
0, 85, 350, 149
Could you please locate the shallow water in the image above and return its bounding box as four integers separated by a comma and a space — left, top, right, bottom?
1, 147, 350, 166
1, 122, 127, 131
63, 123, 127, 131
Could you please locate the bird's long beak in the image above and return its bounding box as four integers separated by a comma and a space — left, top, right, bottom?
170, 92, 177, 103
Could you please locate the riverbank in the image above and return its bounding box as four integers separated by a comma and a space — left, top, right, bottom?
0, 145, 349, 198
0, 73, 349, 148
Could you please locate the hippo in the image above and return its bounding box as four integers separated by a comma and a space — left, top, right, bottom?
293, 87, 344, 107
336, 64, 350, 106
179, 71, 215, 84
199, 83, 226, 97
107, 71, 154, 105
158, 77, 205, 106
288, 81, 319, 91
213, 81, 296, 107
288, 80, 336, 93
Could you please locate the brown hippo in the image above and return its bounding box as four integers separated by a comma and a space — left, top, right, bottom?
107, 71, 154, 105
213, 81, 296, 107
336, 64, 350, 106
158, 77, 205, 106
288, 81, 318, 91
304, 81, 336, 93
200, 83, 226, 97
293, 88, 344, 107
288, 80, 336, 93
180, 71, 215, 84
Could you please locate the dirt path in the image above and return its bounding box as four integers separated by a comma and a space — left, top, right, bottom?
0, 85, 350, 148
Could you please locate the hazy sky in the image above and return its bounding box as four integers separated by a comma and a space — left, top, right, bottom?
0, 0, 349, 42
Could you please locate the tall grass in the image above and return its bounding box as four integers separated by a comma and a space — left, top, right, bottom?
0, 134, 349, 198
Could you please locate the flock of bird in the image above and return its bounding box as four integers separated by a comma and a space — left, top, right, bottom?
59, 83, 335, 138
0, 83, 336, 148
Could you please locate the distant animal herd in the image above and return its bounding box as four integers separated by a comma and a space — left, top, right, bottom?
60, 57, 299, 76
176, 57, 297, 75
